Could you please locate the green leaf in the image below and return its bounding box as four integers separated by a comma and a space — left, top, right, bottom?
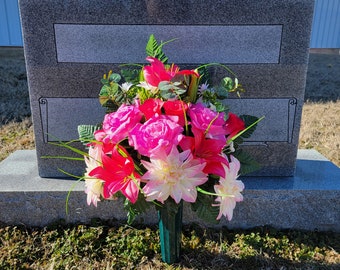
145, 34, 168, 63
77, 125, 100, 145
191, 192, 219, 224
222, 77, 234, 91
158, 81, 176, 91
159, 81, 186, 99
213, 100, 229, 113
100, 78, 109, 85
124, 194, 152, 225
99, 81, 127, 109
234, 148, 261, 175
146, 34, 158, 56
233, 115, 263, 146
198, 66, 212, 86
121, 69, 140, 84
46, 138, 88, 157
137, 88, 154, 103
240, 115, 260, 138
215, 86, 229, 99
160, 89, 177, 100
103, 100, 119, 113
109, 73, 121, 83
99, 85, 110, 97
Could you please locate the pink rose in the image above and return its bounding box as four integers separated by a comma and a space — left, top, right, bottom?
138, 98, 164, 120
188, 103, 226, 140
95, 104, 142, 143
128, 115, 184, 157
163, 100, 188, 126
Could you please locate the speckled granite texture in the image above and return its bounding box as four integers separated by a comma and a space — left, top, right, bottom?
19, 0, 315, 177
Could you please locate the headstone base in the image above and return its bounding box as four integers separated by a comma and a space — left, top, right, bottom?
0, 149, 339, 231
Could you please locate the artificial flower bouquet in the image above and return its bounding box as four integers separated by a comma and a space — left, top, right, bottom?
77, 35, 261, 226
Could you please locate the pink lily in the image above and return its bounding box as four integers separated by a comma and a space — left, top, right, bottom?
143, 56, 199, 87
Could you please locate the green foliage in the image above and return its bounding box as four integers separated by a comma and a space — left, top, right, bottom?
214, 86, 229, 99
191, 192, 220, 225
221, 77, 234, 91
186, 73, 199, 103
137, 87, 154, 103
197, 66, 212, 86
145, 34, 168, 63
124, 194, 153, 225
99, 72, 126, 111
234, 148, 261, 175
77, 124, 100, 146
233, 115, 260, 146
108, 73, 121, 83
120, 68, 140, 84
214, 100, 229, 113
159, 81, 186, 99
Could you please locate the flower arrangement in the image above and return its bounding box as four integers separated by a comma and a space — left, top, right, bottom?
77, 34, 261, 225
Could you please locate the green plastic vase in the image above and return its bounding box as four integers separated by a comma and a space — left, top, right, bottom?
158, 199, 183, 264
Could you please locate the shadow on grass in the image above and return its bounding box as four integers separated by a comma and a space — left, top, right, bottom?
178, 224, 340, 270
305, 54, 340, 103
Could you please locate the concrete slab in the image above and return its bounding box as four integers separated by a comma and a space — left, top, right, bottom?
0, 149, 339, 231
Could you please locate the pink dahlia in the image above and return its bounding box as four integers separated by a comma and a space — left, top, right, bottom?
213, 156, 244, 220
141, 146, 207, 203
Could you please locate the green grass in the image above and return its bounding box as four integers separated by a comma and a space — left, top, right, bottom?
0, 220, 339, 269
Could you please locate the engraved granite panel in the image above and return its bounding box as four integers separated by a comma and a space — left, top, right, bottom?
39, 98, 106, 142
55, 24, 282, 64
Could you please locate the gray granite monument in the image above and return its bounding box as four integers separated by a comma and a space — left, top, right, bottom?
19, 0, 315, 178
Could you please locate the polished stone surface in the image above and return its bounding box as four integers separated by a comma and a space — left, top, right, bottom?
55, 24, 282, 64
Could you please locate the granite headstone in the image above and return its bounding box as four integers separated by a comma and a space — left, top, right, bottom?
19, 0, 315, 178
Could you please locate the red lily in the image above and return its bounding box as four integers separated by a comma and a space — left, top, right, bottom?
143, 56, 199, 87
225, 113, 245, 141
179, 128, 229, 177
89, 144, 141, 203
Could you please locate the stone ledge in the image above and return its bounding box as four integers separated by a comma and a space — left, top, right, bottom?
0, 149, 339, 231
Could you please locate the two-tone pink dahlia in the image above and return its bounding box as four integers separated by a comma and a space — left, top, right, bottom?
141, 146, 208, 204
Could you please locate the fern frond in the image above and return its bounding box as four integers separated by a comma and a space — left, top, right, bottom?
78, 125, 101, 146
145, 34, 169, 63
